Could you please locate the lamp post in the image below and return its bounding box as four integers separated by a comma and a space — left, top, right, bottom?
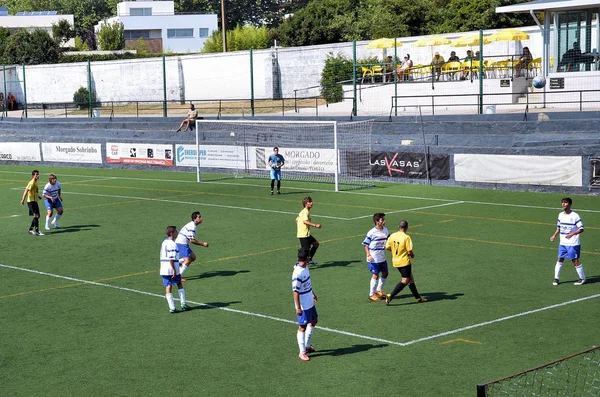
221, 0, 227, 52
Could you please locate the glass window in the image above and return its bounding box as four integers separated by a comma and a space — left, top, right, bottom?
199, 28, 209, 38
125, 30, 151, 39
167, 29, 194, 38
130, 8, 152, 16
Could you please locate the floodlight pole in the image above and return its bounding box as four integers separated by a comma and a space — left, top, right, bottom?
221, 0, 227, 52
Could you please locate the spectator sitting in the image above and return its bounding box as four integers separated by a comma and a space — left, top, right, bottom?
461, 50, 474, 80
558, 42, 593, 72
447, 51, 460, 63
515, 47, 533, 77
396, 54, 413, 81
384, 56, 395, 81
430, 52, 445, 81
7, 92, 16, 111
176, 104, 199, 132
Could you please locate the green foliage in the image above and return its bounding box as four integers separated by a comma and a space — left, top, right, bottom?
202, 24, 271, 53
174, 0, 291, 28
73, 86, 96, 109
73, 36, 90, 51
0, 29, 60, 65
320, 52, 353, 104
60, 52, 157, 63
132, 38, 149, 55
97, 20, 125, 51
51, 19, 74, 45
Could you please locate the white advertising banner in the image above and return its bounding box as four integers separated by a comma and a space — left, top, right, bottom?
175, 144, 245, 168
0, 142, 41, 161
454, 154, 582, 187
42, 143, 102, 164
176, 145, 336, 174
107, 143, 173, 166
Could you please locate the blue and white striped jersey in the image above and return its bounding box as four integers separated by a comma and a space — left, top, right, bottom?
557, 210, 583, 246
175, 220, 196, 246
160, 239, 180, 275
43, 181, 61, 200
362, 226, 390, 263
292, 264, 314, 310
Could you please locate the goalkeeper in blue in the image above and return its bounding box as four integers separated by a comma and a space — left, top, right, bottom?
268, 147, 285, 195
362, 213, 390, 301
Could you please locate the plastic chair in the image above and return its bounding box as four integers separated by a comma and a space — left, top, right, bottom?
361, 66, 373, 83
528, 57, 542, 76
484, 60, 496, 79
441, 61, 461, 80
371, 65, 384, 82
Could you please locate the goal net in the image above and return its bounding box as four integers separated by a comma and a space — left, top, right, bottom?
193, 119, 374, 191
477, 345, 600, 396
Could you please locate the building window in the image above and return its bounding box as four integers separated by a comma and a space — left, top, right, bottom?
124, 30, 151, 39
199, 28, 209, 38
130, 8, 152, 16
167, 29, 194, 38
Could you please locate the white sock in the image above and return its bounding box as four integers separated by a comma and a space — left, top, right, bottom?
180, 264, 188, 275
377, 277, 387, 292
575, 264, 586, 280
554, 262, 563, 279
178, 288, 186, 306
45, 215, 50, 226
53, 214, 61, 223
166, 293, 175, 311
305, 325, 314, 348
369, 278, 377, 296
297, 330, 306, 353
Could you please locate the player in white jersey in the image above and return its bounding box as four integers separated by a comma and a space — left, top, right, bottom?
42, 173, 63, 230
175, 211, 209, 279
550, 197, 586, 286
292, 249, 318, 361
362, 213, 390, 301
160, 226, 190, 313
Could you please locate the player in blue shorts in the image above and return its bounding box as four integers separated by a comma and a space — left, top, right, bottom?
268, 147, 285, 195
292, 249, 318, 361
550, 197, 586, 286
363, 213, 390, 301
43, 174, 63, 230
160, 226, 191, 313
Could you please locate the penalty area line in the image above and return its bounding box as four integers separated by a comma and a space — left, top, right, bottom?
0, 263, 404, 347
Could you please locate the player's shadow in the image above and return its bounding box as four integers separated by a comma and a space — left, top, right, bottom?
183, 301, 241, 311
311, 343, 388, 357
563, 275, 599, 284
50, 224, 101, 234
184, 270, 250, 281
278, 191, 313, 196
312, 259, 361, 270
393, 291, 464, 304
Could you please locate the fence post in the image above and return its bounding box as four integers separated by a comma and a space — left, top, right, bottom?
2, 65, 7, 117
479, 29, 483, 115
87, 58, 92, 118
21, 65, 28, 118
250, 48, 255, 117
352, 41, 357, 117
163, 53, 167, 117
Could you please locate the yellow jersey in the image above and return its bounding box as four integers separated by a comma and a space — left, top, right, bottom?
25, 177, 39, 202
385, 231, 413, 268
296, 207, 311, 238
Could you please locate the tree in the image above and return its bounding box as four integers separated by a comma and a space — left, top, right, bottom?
1, 29, 60, 65
202, 24, 271, 53
97, 20, 125, 51
51, 19, 74, 45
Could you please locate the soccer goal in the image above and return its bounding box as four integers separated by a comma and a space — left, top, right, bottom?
193, 119, 374, 191
477, 345, 600, 396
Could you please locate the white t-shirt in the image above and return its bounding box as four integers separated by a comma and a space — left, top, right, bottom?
43, 181, 61, 200
362, 226, 389, 263
175, 220, 196, 246
160, 239, 180, 275
557, 210, 583, 246
292, 264, 314, 310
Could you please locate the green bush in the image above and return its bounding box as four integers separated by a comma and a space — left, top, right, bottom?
73, 87, 97, 109
320, 52, 354, 104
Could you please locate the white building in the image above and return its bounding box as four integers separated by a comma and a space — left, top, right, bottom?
0, 7, 75, 47
96, 1, 218, 53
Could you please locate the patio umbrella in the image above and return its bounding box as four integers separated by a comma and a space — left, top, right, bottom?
450, 34, 492, 48
488, 28, 530, 42
413, 35, 451, 48
366, 37, 402, 49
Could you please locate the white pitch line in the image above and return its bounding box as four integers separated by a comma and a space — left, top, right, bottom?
402, 293, 600, 346
0, 263, 404, 347
347, 201, 465, 220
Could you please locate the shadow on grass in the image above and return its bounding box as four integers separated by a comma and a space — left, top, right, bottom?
183, 301, 241, 312
312, 259, 361, 270
390, 291, 464, 305
183, 269, 250, 281
49, 224, 101, 234
311, 343, 388, 357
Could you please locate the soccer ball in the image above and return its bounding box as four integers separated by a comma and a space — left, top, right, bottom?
532, 75, 546, 89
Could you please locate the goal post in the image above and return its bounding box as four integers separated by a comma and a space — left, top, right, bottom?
477, 345, 600, 396
193, 119, 374, 191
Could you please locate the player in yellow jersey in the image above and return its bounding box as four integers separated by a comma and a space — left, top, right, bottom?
384, 220, 426, 305
296, 196, 321, 265
20, 169, 44, 236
